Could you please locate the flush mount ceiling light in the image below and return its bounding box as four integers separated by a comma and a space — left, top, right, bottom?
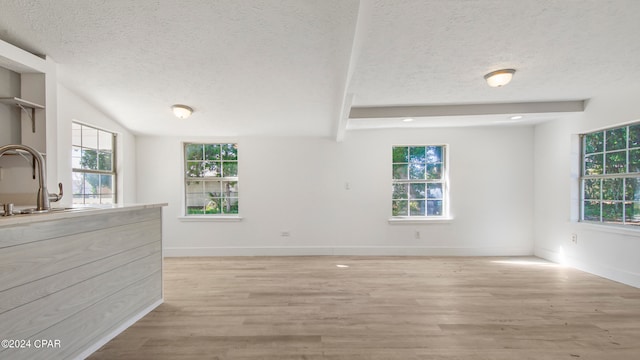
402, 118, 414, 122
510, 115, 523, 120
172, 104, 193, 119
484, 69, 516, 87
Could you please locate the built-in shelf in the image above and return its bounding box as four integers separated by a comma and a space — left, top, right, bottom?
0, 96, 45, 133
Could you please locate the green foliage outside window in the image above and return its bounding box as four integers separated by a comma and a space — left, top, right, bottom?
185, 143, 239, 215
392, 145, 446, 217
71, 122, 115, 204
581, 123, 640, 225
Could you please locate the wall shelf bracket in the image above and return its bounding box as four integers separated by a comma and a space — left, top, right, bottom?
0, 97, 45, 133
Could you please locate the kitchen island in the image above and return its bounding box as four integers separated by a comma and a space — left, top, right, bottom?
0, 203, 165, 360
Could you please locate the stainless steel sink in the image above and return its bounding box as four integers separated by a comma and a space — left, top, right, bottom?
1, 207, 99, 216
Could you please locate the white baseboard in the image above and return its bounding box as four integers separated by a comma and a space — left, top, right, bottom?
75, 298, 163, 360
535, 246, 640, 288
164, 246, 533, 257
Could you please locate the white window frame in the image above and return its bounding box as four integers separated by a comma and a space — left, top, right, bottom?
580, 122, 640, 226
390, 144, 450, 222
71, 122, 117, 205
182, 142, 240, 220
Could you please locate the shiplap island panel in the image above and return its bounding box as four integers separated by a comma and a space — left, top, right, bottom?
0, 203, 165, 360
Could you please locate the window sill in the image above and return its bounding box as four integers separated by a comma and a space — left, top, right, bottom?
388, 217, 453, 224
576, 221, 640, 237
178, 215, 243, 222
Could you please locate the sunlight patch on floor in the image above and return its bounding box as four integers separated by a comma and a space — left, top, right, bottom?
492, 258, 564, 268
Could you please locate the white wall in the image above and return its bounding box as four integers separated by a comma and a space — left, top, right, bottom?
137, 126, 534, 256
0, 66, 21, 145
56, 85, 137, 205
534, 85, 640, 288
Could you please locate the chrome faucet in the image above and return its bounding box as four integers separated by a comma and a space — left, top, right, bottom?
0, 144, 63, 211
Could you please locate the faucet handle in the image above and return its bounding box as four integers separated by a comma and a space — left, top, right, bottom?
49, 182, 64, 202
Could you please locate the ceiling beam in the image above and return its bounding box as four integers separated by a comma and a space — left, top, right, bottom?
0, 38, 46, 73
349, 100, 586, 119
334, 0, 372, 142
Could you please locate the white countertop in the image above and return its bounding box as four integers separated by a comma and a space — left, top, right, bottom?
0, 203, 167, 227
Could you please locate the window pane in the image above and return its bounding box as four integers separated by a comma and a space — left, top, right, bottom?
100, 194, 114, 204
85, 173, 99, 196
202, 161, 221, 177
409, 163, 426, 180
427, 183, 443, 199
204, 181, 222, 198
99, 175, 114, 195
602, 202, 623, 223
392, 147, 408, 163
602, 178, 624, 200
629, 149, 640, 173
223, 181, 239, 195
221, 144, 238, 160
186, 161, 202, 177
583, 201, 600, 221
625, 202, 640, 224
409, 200, 425, 216
606, 128, 627, 151
410, 183, 426, 199
392, 184, 408, 199
584, 132, 603, 154
84, 194, 100, 205
393, 164, 408, 180
409, 146, 426, 163
185, 144, 204, 160
82, 126, 98, 149
98, 151, 112, 171
392, 200, 408, 216
626, 177, 640, 201
223, 162, 238, 177
186, 180, 205, 214
426, 163, 443, 180
204, 144, 221, 160
427, 200, 443, 216
81, 149, 98, 170
205, 198, 222, 214
629, 125, 640, 148
72, 123, 82, 146
72, 146, 82, 169
583, 178, 601, 200
426, 146, 442, 164
605, 151, 626, 174
72, 172, 85, 196
584, 154, 603, 175
98, 131, 113, 151
221, 197, 239, 214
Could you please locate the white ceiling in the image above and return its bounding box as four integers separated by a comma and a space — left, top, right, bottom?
0, 0, 639, 137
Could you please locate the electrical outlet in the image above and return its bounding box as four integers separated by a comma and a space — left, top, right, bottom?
571, 233, 578, 244
281, 231, 290, 237
415, 230, 420, 239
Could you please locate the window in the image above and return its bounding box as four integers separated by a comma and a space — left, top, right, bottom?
392, 145, 447, 217
184, 143, 239, 215
72, 122, 116, 204
581, 123, 640, 226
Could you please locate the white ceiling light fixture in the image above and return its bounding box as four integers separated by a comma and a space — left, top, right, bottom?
402, 118, 414, 122
172, 104, 193, 119
484, 69, 516, 87
510, 115, 523, 120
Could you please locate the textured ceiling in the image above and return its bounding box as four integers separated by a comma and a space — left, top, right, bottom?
0, 0, 639, 137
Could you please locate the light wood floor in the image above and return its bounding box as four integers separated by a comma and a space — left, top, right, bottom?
88, 256, 640, 359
